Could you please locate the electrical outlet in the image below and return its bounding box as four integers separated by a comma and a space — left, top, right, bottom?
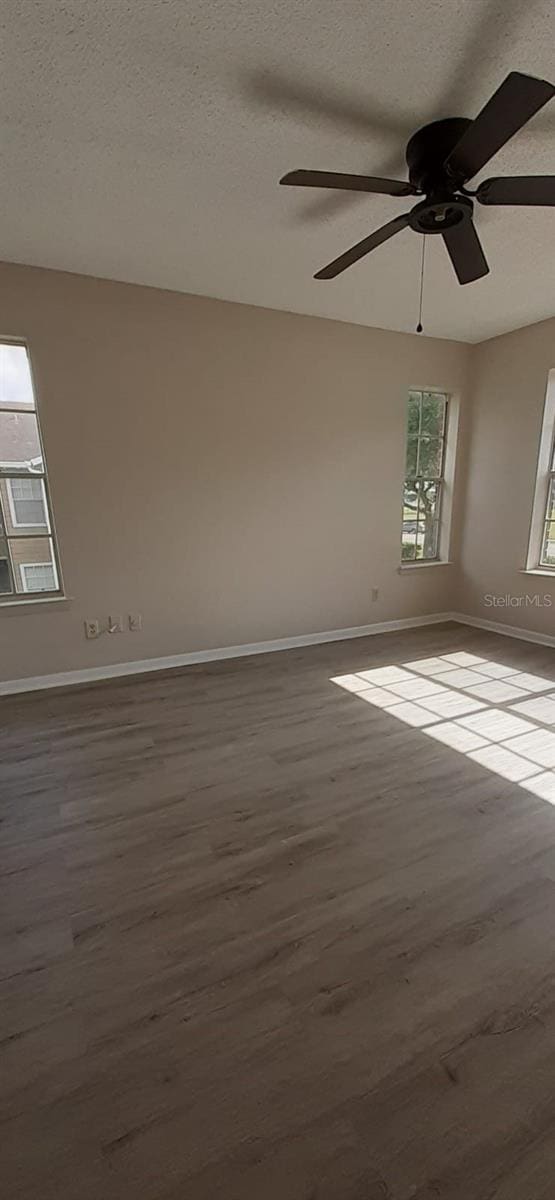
128, 612, 142, 632
371, 588, 379, 602
84, 619, 100, 639
108, 614, 123, 634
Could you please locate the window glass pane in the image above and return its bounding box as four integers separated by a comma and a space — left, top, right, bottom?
0, 411, 43, 473
545, 478, 555, 522
407, 392, 421, 436
423, 523, 440, 558
414, 522, 428, 559
401, 523, 417, 560
541, 521, 555, 567
414, 479, 440, 558
402, 481, 419, 561
406, 437, 418, 477
421, 393, 446, 437
403, 482, 419, 520
417, 438, 443, 478
0, 539, 13, 594
10, 538, 59, 593
0, 344, 35, 409
5, 477, 49, 529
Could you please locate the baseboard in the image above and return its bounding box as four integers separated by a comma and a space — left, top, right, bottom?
2, 610, 553, 697
452, 611, 555, 649
0, 612, 454, 697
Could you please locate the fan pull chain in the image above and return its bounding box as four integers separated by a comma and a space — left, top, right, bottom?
416, 235, 426, 333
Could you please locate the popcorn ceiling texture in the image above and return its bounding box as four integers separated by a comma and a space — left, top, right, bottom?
1, 0, 554, 342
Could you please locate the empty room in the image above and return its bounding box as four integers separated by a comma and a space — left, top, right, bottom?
2, 1, 555, 1197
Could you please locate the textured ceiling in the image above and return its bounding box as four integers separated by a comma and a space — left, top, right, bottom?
1, 0, 554, 342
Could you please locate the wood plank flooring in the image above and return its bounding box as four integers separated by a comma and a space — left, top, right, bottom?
2, 621, 555, 1198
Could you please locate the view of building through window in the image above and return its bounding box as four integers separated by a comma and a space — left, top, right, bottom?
401, 390, 448, 562
0, 342, 61, 597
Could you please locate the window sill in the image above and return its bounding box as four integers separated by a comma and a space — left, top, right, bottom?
398, 560, 453, 572
0, 594, 72, 612
520, 568, 555, 578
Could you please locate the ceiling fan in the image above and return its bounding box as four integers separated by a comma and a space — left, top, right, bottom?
280, 71, 555, 284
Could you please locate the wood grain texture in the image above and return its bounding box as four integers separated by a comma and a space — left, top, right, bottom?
2, 621, 555, 1199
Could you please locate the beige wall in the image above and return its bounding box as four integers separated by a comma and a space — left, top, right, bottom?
459, 318, 555, 638
1, 260, 550, 685
0, 262, 471, 682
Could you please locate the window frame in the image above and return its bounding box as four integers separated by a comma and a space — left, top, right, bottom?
526, 369, 555, 575
401, 390, 450, 565
0, 338, 64, 604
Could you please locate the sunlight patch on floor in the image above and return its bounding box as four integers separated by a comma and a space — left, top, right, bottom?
331, 652, 555, 802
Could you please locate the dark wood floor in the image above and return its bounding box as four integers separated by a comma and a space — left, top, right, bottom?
2, 621, 555, 1199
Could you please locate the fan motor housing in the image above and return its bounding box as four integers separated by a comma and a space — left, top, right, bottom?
406, 117, 472, 192
408, 194, 473, 235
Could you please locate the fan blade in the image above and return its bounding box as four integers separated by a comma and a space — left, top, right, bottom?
280, 170, 414, 196
314, 213, 410, 280
442, 218, 489, 285
477, 175, 555, 206
444, 71, 555, 183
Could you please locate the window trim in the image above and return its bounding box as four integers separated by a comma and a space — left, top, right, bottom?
400, 388, 458, 567
0, 338, 65, 605
526, 369, 555, 575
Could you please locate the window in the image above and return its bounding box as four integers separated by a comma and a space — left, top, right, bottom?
8, 478, 48, 527
401, 391, 448, 562
0, 341, 62, 599
527, 370, 555, 573
19, 562, 58, 592
540, 439, 555, 568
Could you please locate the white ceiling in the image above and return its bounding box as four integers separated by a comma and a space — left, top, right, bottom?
1, 0, 554, 342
